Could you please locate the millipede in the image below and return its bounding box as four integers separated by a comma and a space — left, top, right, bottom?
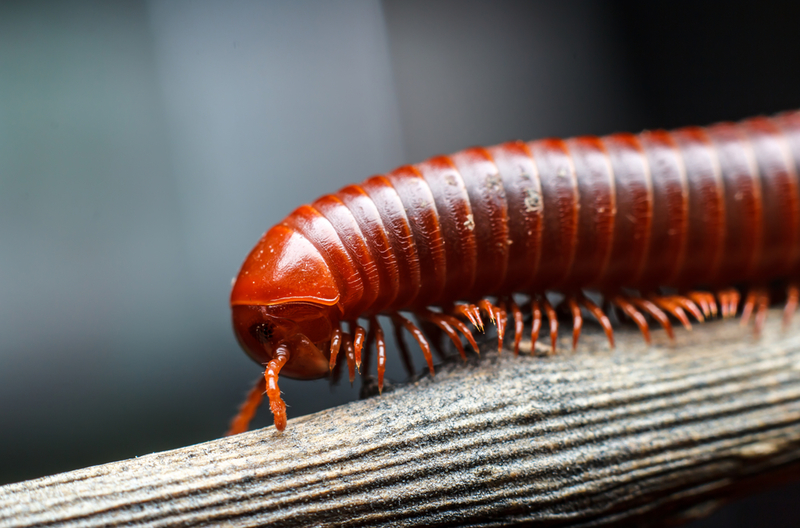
226, 110, 800, 434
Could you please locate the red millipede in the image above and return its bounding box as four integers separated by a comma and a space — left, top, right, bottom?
226, 111, 800, 434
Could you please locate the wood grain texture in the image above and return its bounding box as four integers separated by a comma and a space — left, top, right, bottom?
3, 311, 800, 527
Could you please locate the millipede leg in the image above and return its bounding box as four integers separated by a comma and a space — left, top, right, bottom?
670, 295, 705, 322
417, 318, 446, 360
709, 294, 719, 317
718, 291, 730, 318
348, 321, 366, 371
784, 284, 799, 330
226, 374, 267, 436
444, 313, 480, 354
530, 299, 542, 349
452, 303, 484, 332
508, 298, 524, 355
741, 290, 758, 325
687, 291, 717, 318
368, 316, 387, 393
609, 295, 651, 345
578, 293, 615, 348
687, 293, 710, 318
264, 344, 290, 431
328, 327, 342, 371
630, 297, 675, 341
717, 288, 741, 318
478, 299, 505, 353
478, 299, 498, 325
392, 313, 435, 376
497, 303, 508, 353
541, 296, 559, 354
741, 288, 769, 335
423, 309, 480, 354
391, 314, 416, 378
417, 309, 468, 361
329, 344, 344, 386
649, 295, 693, 330
566, 296, 583, 350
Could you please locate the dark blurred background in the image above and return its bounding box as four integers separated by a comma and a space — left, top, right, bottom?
2, 1, 799, 526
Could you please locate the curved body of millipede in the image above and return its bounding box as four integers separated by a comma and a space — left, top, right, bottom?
227, 111, 800, 434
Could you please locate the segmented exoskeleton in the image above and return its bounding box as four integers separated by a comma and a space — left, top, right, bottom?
227, 111, 800, 434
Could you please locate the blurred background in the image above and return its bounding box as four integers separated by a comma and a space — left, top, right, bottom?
2, 1, 799, 525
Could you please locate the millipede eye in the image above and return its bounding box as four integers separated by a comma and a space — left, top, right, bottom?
253, 322, 275, 344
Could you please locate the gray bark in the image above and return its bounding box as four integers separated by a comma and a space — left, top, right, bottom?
2, 311, 800, 527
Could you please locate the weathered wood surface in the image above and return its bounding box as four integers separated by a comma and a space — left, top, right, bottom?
3, 311, 800, 527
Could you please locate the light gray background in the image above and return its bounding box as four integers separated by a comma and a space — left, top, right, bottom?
2, 2, 799, 526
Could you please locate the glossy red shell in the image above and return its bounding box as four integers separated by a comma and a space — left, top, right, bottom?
227, 110, 800, 434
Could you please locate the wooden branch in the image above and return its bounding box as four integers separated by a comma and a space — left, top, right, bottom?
4, 311, 800, 527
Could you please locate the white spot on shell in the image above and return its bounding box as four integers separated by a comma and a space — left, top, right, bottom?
485, 173, 502, 191
464, 214, 475, 231
523, 188, 542, 212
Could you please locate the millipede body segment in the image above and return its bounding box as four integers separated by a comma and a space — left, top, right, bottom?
227, 111, 800, 434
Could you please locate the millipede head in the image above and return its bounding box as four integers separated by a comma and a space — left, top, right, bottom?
230, 225, 343, 379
